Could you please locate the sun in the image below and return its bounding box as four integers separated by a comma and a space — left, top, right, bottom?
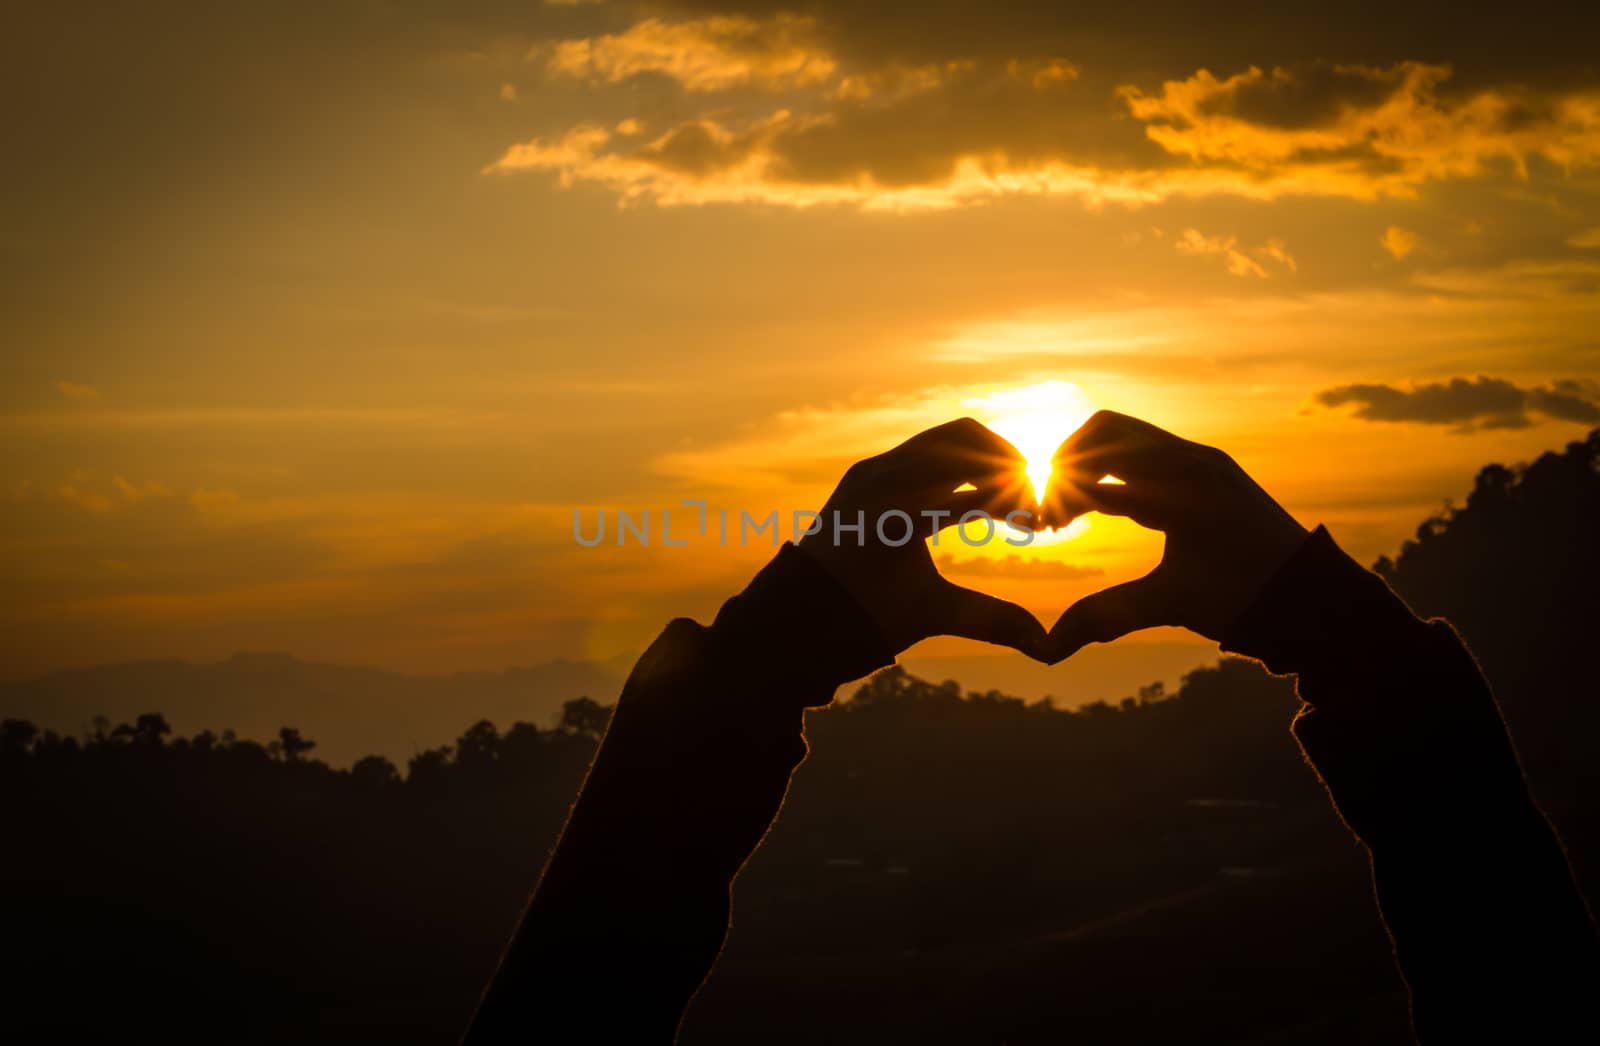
966, 380, 1095, 506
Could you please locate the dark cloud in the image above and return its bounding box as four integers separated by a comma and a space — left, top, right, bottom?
491, 24, 1600, 210
656, 1, 1600, 88
770, 59, 1159, 185
1314, 376, 1600, 430
1529, 380, 1600, 423
642, 121, 748, 174
1195, 62, 1403, 130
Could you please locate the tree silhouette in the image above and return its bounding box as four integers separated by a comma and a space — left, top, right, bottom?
111, 713, 170, 746
558, 696, 610, 739
351, 753, 401, 788
455, 720, 500, 772
1376, 427, 1600, 889
276, 726, 316, 762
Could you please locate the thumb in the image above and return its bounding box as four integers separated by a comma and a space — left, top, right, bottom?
931, 581, 1052, 661
1048, 574, 1168, 662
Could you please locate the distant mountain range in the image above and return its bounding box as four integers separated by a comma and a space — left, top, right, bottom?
0, 638, 1219, 768
0, 652, 631, 767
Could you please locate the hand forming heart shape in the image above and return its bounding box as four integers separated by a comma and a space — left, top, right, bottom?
799, 412, 1309, 666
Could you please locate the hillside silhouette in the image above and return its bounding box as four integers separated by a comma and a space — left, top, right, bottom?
1374, 428, 1600, 889
0, 644, 1225, 767
3, 430, 1596, 1044
0, 652, 629, 767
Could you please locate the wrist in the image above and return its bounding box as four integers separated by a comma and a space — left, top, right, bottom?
1220, 525, 1424, 678
711, 543, 896, 702
1227, 516, 1312, 627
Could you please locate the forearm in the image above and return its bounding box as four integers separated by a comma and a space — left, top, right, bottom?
1222, 527, 1600, 1041
464, 544, 892, 1043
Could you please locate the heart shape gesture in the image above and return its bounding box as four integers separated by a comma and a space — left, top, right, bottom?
799, 412, 1308, 666
1039, 411, 1308, 662
798, 417, 1051, 661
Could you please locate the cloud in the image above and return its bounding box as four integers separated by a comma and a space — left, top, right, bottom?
491, 49, 1600, 210
1121, 62, 1600, 198
1410, 258, 1600, 301
1313, 376, 1600, 431
485, 117, 1168, 211
487, 54, 1134, 210
1257, 238, 1297, 273
190, 488, 241, 513
1528, 381, 1600, 423
56, 380, 99, 401
544, 15, 837, 92
1382, 225, 1419, 260
59, 482, 112, 513
1569, 227, 1600, 248
1173, 229, 1296, 278
113, 477, 170, 502
935, 553, 1104, 580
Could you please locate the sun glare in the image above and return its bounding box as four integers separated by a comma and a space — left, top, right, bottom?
967, 381, 1095, 505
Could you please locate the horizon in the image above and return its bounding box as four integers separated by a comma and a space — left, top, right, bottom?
0, 430, 1570, 705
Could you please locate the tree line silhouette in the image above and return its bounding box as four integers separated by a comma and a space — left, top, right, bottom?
4, 430, 1596, 1044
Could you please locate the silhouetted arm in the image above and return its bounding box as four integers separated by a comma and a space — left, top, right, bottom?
1045, 411, 1600, 1042
463, 543, 893, 1043
465, 419, 1046, 1043
1222, 525, 1600, 1043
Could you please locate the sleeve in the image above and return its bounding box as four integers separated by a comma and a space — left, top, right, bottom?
462, 542, 895, 1044
1220, 525, 1600, 1043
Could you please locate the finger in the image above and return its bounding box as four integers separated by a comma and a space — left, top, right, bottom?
932, 581, 1052, 661
938, 488, 996, 522
1047, 573, 1168, 660
916, 487, 1041, 541
1043, 412, 1207, 527
1043, 469, 1155, 530
1042, 415, 1164, 526
1049, 411, 1179, 482
1052, 410, 1180, 463
942, 481, 1036, 522
1042, 471, 1106, 529
1069, 478, 1168, 531
895, 417, 1029, 493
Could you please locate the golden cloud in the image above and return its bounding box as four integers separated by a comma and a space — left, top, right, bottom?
832, 58, 977, 103
190, 488, 241, 513
492, 49, 1600, 210
1173, 228, 1296, 278
113, 476, 170, 503
544, 15, 837, 92
1122, 62, 1600, 198
486, 112, 1227, 211
59, 482, 112, 513
1382, 225, 1419, 260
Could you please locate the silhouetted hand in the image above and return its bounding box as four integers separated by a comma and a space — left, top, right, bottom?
799, 417, 1050, 661
1042, 411, 1308, 661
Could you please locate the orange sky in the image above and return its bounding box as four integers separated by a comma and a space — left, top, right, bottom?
4, 3, 1599, 694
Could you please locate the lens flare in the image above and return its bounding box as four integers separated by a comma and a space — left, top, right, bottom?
967, 381, 1095, 506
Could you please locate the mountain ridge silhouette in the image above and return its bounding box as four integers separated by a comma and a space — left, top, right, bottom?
0, 650, 634, 767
